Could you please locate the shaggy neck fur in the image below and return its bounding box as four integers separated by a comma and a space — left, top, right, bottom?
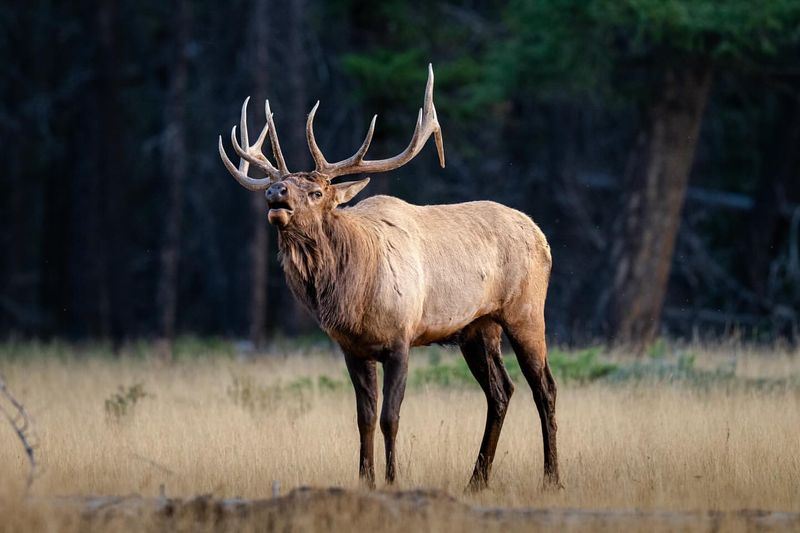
277, 209, 379, 336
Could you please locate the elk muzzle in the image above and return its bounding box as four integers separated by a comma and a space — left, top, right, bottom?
266, 182, 293, 227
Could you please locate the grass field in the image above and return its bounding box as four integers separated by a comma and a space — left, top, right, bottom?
0, 339, 798, 530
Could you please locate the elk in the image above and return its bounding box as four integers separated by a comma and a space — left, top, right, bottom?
218, 65, 559, 490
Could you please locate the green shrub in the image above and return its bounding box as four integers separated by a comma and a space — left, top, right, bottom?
172, 336, 236, 359
647, 338, 669, 359
104, 383, 149, 422
411, 359, 474, 387
410, 347, 617, 388
548, 348, 618, 383
318, 375, 347, 392
226, 373, 347, 414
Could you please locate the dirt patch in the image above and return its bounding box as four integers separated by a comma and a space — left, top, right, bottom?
40, 488, 800, 532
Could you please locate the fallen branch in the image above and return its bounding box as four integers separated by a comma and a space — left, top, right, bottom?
0, 374, 39, 495
49, 488, 800, 531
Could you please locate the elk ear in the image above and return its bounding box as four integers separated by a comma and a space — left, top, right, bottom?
331, 178, 370, 206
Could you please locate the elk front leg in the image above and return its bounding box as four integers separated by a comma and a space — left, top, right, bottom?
345, 354, 378, 488
380, 345, 409, 484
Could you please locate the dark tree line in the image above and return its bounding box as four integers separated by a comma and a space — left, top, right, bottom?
1, 1, 799, 350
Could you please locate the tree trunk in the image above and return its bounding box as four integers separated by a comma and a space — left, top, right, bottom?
68, 0, 118, 339
156, 0, 191, 359
248, 0, 271, 349
610, 64, 713, 351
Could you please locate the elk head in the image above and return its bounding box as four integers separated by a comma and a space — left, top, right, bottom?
218, 64, 445, 229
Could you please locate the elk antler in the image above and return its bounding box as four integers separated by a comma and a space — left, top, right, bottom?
219, 97, 289, 190
306, 63, 445, 179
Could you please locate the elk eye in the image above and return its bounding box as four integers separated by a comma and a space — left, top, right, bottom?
310, 191, 323, 200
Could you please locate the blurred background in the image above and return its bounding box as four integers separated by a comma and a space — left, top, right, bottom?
1, 0, 799, 351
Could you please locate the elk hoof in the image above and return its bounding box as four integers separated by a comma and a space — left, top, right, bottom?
465, 476, 488, 493
542, 476, 564, 492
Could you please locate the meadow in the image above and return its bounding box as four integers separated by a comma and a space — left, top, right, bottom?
0, 338, 798, 531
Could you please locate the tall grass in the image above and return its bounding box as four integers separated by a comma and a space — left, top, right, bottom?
0, 340, 798, 528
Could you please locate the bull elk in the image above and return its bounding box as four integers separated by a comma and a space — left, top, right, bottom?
218, 65, 559, 490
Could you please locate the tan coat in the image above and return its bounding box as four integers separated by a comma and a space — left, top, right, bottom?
279, 195, 551, 357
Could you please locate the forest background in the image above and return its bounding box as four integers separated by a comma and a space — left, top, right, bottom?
2, 0, 799, 351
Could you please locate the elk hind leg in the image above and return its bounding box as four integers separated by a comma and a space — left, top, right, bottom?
460, 319, 515, 491
502, 314, 561, 488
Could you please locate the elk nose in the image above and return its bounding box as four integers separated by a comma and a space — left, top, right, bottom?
266, 183, 288, 202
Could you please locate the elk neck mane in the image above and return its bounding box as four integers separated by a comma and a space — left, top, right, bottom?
277, 208, 380, 336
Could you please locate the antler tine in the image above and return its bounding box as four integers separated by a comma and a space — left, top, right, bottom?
231, 125, 271, 173
425, 63, 445, 168
395, 63, 445, 168
219, 134, 273, 191
307, 63, 445, 179
306, 101, 329, 172
253, 109, 270, 156
236, 97, 284, 180
265, 100, 288, 175
307, 105, 378, 179
239, 97, 251, 171
219, 97, 287, 189
352, 114, 377, 163
233, 98, 276, 174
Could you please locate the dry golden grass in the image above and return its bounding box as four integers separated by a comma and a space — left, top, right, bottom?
0, 341, 799, 531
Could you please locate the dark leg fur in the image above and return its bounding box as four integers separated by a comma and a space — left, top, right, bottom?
380, 345, 409, 484
460, 320, 515, 491
345, 355, 378, 488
